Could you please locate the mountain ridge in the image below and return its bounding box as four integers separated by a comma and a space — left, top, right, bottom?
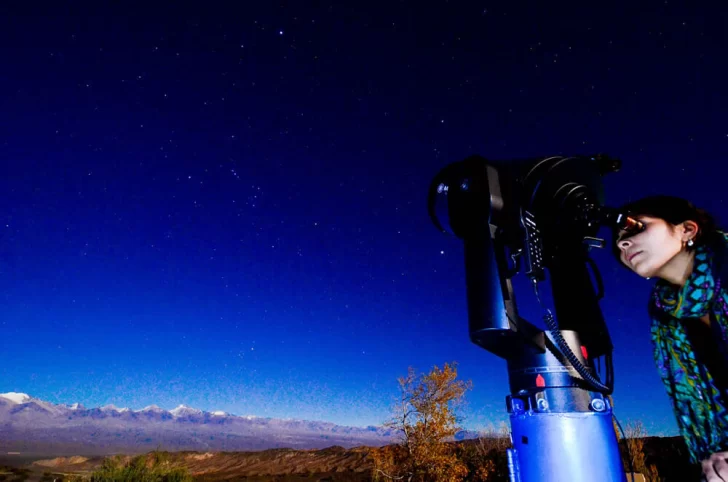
0, 391, 472, 457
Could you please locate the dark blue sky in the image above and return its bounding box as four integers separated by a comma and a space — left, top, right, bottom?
1, 2, 727, 435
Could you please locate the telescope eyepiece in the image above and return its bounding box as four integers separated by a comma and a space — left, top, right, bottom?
614, 213, 645, 239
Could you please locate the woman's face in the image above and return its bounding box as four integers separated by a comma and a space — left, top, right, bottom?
615, 215, 685, 279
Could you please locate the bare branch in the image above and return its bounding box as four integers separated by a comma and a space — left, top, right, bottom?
375, 468, 410, 481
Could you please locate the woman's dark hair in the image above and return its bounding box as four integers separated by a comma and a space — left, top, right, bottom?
611, 195, 724, 267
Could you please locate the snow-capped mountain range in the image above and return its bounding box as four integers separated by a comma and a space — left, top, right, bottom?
0, 392, 410, 457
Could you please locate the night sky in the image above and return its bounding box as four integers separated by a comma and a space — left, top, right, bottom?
2, 2, 728, 436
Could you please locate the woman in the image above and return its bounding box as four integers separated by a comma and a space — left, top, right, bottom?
612, 195, 728, 480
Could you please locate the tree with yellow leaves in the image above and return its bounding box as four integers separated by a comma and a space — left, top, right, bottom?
371, 362, 473, 482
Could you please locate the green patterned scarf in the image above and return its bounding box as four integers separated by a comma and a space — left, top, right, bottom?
649, 236, 728, 464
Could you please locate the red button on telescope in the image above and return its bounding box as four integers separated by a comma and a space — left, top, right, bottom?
581, 346, 588, 359
535, 374, 545, 387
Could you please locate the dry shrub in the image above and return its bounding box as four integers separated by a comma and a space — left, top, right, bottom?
371, 362, 472, 482
450, 421, 511, 481
620, 419, 660, 482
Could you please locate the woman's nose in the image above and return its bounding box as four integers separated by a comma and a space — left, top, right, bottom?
618, 239, 632, 250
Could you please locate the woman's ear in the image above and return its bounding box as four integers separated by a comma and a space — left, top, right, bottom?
679, 220, 699, 241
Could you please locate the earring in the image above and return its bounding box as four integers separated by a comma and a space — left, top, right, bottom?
687, 239, 694, 247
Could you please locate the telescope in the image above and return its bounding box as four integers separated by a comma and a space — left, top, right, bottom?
427, 154, 644, 482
